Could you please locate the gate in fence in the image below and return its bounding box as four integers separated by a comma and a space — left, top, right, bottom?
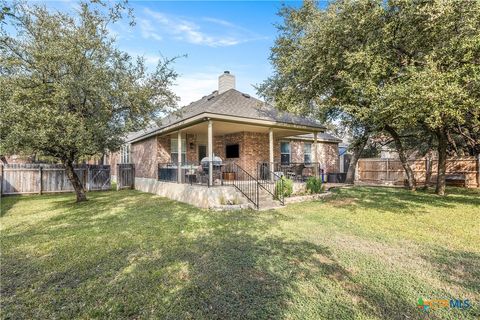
117, 164, 135, 190
0, 164, 111, 195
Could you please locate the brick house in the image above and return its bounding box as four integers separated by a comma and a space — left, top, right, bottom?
108, 71, 340, 208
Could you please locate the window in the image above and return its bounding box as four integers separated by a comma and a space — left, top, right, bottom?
120, 144, 130, 164
171, 138, 186, 164
304, 143, 312, 164
280, 142, 290, 164
198, 145, 207, 162
226, 144, 240, 158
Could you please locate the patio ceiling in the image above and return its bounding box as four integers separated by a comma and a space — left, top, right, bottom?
174, 120, 319, 138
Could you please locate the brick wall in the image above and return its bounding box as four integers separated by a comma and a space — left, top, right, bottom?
273, 139, 339, 173
316, 142, 339, 173
128, 131, 339, 180
131, 136, 158, 179
157, 135, 171, 163
106, 152, 119, 176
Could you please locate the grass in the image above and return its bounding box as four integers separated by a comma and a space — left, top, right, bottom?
1, 187, 479, 319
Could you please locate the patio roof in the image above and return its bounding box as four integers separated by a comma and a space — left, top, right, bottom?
126, 89, 326, 143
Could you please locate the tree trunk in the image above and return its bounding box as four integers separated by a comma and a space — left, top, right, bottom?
424, 152, 433, 189
384, 125, 416, 191
64, 160, 87, 202
435, 129, 448, 196
345, 132, 369, 184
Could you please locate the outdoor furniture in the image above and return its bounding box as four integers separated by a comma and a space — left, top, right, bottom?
222, 172, 236, 181
288, 164, 305, 181
185, 169, 197, 184
445, 174, 467, 187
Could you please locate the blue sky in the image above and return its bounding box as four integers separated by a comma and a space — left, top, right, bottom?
43, 1, 308, 106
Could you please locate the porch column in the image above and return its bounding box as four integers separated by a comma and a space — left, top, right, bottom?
313, 132, 319, 178
208, 120, 213, 186
269, 128, 274, 181
177, 131, 182, 183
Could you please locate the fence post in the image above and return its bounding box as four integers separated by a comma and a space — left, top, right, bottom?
131, 164, 135, 189
477, 154, 480, 188
39, 166, 43, 195
425, 158, 430, 187
386, 158, 389, 182
0, 164, 3, 196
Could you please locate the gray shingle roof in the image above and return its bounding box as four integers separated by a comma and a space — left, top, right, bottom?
127, 89, 325, 142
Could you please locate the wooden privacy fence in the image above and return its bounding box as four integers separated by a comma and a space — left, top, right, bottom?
0, 164, 111, 195
117, 164, 135, 190
356, 156, 480, 188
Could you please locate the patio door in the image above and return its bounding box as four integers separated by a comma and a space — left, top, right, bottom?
198, 145, 207, 162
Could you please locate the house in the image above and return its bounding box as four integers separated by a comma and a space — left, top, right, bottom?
107, 71, 341, 208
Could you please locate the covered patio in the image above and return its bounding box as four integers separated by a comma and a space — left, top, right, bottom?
156, 118, 325, 186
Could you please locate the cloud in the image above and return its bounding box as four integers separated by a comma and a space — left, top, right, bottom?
139, 18, 162, 41
141, 8, 263, 47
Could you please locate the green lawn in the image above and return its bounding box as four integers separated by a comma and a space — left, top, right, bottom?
1, 187, 479, 319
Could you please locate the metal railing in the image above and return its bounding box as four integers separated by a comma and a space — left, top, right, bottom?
259, 162, 324, 182
223, 162, 259, 209
157, 162, 222, 187
256, 163, 285, 205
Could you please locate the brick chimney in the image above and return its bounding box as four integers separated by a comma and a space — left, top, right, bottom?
218, 71, 235, 94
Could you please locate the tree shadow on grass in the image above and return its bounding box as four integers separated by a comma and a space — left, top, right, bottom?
325, 187, 480, 214
2, 191, 432, 319
422, 247, 480, 295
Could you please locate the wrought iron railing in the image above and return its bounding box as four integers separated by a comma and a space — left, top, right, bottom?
256, 163, 285, 205
157, 162, 222, 186
258, 162, 324, 182
223, 162, 259, 209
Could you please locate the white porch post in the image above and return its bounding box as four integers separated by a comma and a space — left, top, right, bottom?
269, 128, 274, 181
177, 131, 182, 183
208, 120, 213, 186
313, 132, 319, 178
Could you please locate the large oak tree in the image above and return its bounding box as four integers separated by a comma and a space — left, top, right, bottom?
259, 0, 480, 194
0, 1, 178, 201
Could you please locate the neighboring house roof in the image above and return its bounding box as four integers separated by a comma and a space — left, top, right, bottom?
285, 133, 342, 143
126, 89, 325, 143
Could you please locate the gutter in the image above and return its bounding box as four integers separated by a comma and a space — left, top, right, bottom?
127, 112, 326, 144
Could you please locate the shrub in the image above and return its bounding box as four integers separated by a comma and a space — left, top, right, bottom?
306, 177, 324, 194
275, 176, 293, 198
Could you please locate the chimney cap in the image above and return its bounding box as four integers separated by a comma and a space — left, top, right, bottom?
224, 71, 230, 74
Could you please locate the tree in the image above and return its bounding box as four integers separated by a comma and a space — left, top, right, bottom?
257, 1, 382, 184
259, 0, 480, 194
378, 0, 480, 195
0, 1, 178, 201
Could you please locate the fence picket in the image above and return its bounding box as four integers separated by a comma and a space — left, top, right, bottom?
0, 164, 112, 195
356, 157, 479, 188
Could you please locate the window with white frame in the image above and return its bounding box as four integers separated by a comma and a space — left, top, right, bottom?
304, 143, 312, 164
280, 142, 291, 164
171, 138, 186, 164
120, 144, 131, 164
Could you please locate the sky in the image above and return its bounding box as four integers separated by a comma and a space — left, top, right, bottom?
41, 0, 307, 106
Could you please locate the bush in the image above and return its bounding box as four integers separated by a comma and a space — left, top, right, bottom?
306, 177, 324, 194
275, 176, 293, 198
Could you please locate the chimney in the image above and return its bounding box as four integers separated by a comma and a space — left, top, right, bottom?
218, 71, 235, 94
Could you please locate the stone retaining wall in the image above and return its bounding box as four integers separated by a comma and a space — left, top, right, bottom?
134, 178, 249, 209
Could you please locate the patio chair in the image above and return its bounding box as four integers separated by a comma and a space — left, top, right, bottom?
291, 164, 305, 181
